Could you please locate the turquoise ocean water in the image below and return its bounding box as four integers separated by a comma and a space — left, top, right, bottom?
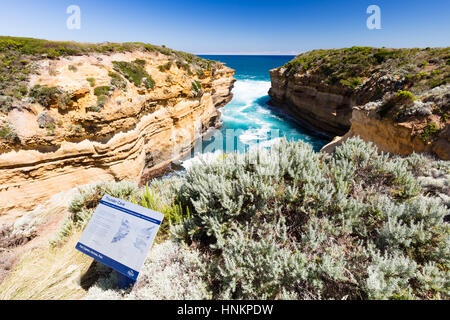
183, 55, 330, 164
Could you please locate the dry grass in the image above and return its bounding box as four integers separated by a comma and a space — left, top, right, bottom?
0, 232, 93, 300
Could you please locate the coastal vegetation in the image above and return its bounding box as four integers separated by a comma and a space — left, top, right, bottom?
29, 85, 71, 109
158, 61, 172, 72
112, 60, 155, 89
48, 138, 449, 300
191, 80, 203, 96
108, 72, 127, 90
0, 36, 221, 116
283, 47, 450, 94
86, 77, 96, 87
273, 47, 449, 155
0, 123, 18, 142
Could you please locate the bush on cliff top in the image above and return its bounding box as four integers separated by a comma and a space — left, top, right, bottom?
64, 137, 449, 300
0, 36, 217, 65
29, 85, 71, 109
112, 60, 155, 89
0, 36, 220, 114
283, 47, 450, 94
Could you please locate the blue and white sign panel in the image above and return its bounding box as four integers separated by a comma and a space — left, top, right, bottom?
76, 195, 164, 281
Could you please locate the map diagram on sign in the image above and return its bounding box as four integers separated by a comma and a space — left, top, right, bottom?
111, 218, 131, 243
134, 226, 156, 253
110, 219, 156, 254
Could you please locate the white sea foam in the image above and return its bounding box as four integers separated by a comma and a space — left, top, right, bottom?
239, 127, 270, 145
231, 80, 271, 107
256, 105, 271, 115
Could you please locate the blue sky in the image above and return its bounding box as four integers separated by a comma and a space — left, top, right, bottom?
0, 0, 449, 54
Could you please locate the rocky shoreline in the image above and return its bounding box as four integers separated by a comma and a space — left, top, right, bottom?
268, 47, 450, 159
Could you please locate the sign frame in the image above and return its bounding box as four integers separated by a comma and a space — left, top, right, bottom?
76, 194, 164, 282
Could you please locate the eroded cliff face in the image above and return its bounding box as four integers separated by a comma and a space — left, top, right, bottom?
269, 66, 417, 136
322, 86, 450, 160
0, 50, 235, 220
269, 47, 450, 156
269, 69, 354, 136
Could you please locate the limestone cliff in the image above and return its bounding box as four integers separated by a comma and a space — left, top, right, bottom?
322, 85, 450, 160
269, 47, 450, 156
0, 38, 235, 219
269, 69, 354, 136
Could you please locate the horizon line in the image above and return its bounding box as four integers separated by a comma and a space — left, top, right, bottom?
194, 52, 299, 56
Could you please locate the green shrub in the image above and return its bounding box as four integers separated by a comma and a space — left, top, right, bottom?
176, 60, 192, 74
112, 60, 155, 89
395, 90, 415, 100
53, 179, 185, 245
93, 86, 111, 97
196, 69, 205, 78
143, 77, 155, 90
0, 96, 13, 114
0, 123, 18, 142
68, 65, 77, 72
134, 59, 146, 67
66, 124, 83, 136
96, 95, 107, 106
135, 185, 190, 239
59, 138, 449, 300
86, 77, 96, 87
419, 122, 440, 142
29, 85, 71, 109
373, 49, 395, 63
394, 90, 418, 106
441, 113, 449, 123
86, 105, 101, 112
191, 80, 203, 96
340, 77, 363, 89
428, 78, 446, 88
377, 90, 419, 118
51, 181, 142, 245
158, 61, 172, 72
109, 72, 127, 90
45, 123, 55, 136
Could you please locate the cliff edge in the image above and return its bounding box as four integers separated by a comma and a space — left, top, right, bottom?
0, 37, 235, 219
269, 47, 449, 158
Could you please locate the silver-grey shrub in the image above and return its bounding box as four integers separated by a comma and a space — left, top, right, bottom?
170, 137, 449, 300
69, 137, 449, 300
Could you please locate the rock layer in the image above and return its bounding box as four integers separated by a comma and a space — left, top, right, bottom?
269, 69, 353, 136
0, 51, 235, 219
269, 48, 450, 156
321, 106, 450, 160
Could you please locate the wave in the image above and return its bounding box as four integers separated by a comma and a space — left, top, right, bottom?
230, 79, 271, 107
239, 127, 270, 145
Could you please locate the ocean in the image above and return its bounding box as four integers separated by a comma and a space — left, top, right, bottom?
182, 55, 330, 165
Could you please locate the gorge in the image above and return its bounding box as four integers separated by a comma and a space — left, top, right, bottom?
0, 40, 449, 301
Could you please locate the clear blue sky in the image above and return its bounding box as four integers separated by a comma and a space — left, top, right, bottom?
0, 0, 449, 54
